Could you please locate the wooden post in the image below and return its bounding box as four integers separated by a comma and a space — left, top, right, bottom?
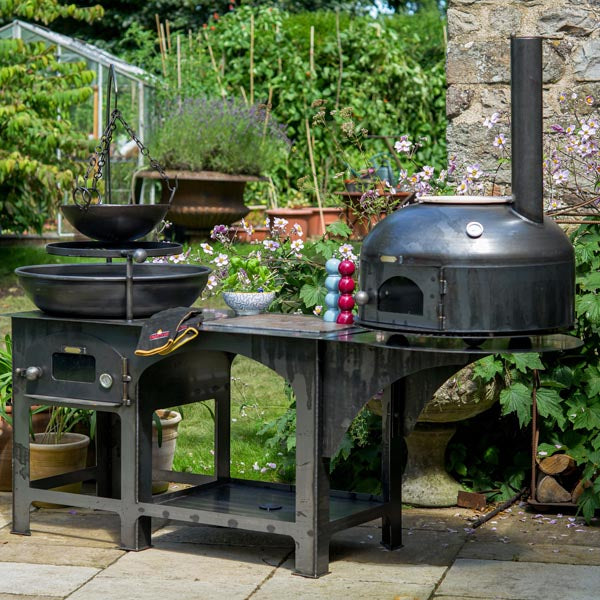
250, 13, 255, 105
335, 11, 343, 110
155, 15, 167, 77
165, 20, 172, 52
309, 26, 315, 76
204, 31, 226, 99
305, 118, 326, 235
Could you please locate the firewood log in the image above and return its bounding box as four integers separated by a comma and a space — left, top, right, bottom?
539, 454, 575, 475
536, 475, 572, 503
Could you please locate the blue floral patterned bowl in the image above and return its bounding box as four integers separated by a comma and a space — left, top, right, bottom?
222, 291, 276, 316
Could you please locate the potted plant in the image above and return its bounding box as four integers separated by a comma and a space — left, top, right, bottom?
0, 334, 50, 491
139, 97, 290, 236
152, 408, 182, 494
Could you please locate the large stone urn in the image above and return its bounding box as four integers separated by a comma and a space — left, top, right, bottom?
403, 365, 500, 507
368, 363, 500, 507
137, 170, 263, 237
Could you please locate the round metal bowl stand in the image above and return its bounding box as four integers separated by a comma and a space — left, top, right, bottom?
46, 241, 184, 322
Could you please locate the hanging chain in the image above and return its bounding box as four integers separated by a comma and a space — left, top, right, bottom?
73, 109, 177, 209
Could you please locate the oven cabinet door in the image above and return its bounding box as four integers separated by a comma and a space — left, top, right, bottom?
359, 263, 445, 332
16, 332, 124, 405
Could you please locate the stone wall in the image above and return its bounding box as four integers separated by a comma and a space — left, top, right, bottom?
446, 0, 600, 187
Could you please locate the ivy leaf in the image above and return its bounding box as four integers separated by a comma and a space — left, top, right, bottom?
508, 353, 545, 374
325, 221, 352, 239
577, 489, 600, 523
537, 442, 561, 458
572, 403, 600, 431
299, 283, 325, 308
576, 293, 600, 323
536, 387, 567, 429
472, 355, 503, 381
545, 365, 574, 389
580, 271, 600, 291
584, 365, 600, 399
499, 382, 532, 428
332, 432, 354, 462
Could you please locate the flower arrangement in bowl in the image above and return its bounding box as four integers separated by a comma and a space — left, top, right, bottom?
157, 216, 359, 317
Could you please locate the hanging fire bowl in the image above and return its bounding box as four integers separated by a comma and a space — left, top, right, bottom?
15, 263, 211, 319
60, 204, 171, 242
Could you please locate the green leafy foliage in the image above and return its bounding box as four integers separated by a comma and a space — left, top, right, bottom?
450, 224, 600, 518
259, 381, 382, 493
0, 0, 102, 233
125, 6, 446, 205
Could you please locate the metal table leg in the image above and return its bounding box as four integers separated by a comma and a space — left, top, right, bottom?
381, 381, 404, 549
292, 344, 330, 578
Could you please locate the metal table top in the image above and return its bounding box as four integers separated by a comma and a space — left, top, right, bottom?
10, 310, 582, 355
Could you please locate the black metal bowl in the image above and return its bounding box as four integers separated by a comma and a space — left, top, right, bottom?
61, 204, 170, 242
16, 263, 211, 319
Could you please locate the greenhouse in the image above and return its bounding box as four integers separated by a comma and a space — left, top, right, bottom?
0, 19, 153, 151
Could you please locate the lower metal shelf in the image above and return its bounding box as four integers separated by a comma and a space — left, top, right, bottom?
155, 479, 384, 527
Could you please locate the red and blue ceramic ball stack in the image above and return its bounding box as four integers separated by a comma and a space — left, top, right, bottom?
336, 260, 355, 324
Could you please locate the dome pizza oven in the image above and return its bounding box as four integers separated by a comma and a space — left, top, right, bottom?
355, 37, 575, 337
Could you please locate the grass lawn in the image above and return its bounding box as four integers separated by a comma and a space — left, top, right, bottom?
0, 245, 291, 484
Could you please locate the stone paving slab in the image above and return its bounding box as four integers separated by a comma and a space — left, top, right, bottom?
460, 539, 600, 565
253, 558, 445, 600
0, 542, 124, 568
68, 576, 261, 600
0, 562, 99, 597
437, 558, 600, 600
0, 595, 58, 600
69, 541, 288, 600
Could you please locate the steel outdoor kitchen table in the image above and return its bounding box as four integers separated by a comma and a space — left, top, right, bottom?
10, 311, 579, 577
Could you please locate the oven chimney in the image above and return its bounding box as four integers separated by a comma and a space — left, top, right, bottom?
511, 36, 544, 224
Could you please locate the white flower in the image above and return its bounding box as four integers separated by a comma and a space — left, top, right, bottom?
253, 462, 260, 471
552, 169, 569, 184
263, 239, 280, 251
206, 274, 218, 290
240, 218, 254, 236
566, 124, 576, 135
200, 243, 214, 255
266, 462, 277, 469
292, 223, 304, 237
394, 136, 411, 153
437, 169, 447, 183
466, 164, 483, 180
421, 165, 434, 180
291, 239, 304, 253
264, 216, 270, 228
456, 180, 468, 195
338, 243, 357, 261
213, 253, 229, 268
272, 217, 288, 230
483, 112, 500, 128
571, 92, 578, 100
581, 122, 597, 137
313, 305, 323, 316
260, 467, 268, 473
398, 169, 408, 182
493, 133, 506, 148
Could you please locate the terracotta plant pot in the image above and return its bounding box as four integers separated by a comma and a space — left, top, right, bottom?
152, 409, 182, 494
0, 407, 51, 492
306, 207, 344, 238
266, 207, 312, 237
30, 432, 90, 508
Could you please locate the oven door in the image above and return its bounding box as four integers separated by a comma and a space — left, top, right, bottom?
18, 332, 125, 406
359, 264, 446, 331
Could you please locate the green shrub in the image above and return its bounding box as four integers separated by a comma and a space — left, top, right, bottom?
126, 6, 446, 204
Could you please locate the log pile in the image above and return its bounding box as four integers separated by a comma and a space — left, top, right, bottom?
535, 453, 582, 505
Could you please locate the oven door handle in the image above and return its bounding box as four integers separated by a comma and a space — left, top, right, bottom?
24, 394, 122, 410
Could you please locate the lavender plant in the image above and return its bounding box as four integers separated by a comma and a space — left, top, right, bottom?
152, 97, 290, 175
